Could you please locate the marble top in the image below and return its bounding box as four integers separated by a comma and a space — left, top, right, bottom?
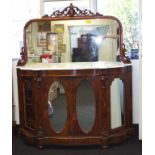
17, 61, 132, 70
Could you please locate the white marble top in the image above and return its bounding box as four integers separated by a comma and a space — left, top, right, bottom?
17, 61, 132, 70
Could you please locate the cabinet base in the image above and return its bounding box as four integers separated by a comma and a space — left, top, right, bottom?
20, 127, 135, 149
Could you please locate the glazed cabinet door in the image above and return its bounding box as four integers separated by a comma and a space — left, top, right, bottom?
40, 76, 101, 139
18, 76, 37, 131
40, 77, 72, 137
72, 77, 101, 136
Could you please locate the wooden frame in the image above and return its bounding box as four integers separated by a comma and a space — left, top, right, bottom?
37, 32, 47, 47
54, 24, 64, 33
38, 21, 51, 32
46, 32, 58, 52
17, 3, 130, 66
26, 24, 32, 48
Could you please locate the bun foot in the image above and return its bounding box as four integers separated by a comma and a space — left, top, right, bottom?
101, 145, 109, 149
37, 144, 44, 149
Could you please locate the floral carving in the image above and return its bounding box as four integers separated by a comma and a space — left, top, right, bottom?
43, 3, 103, 18
17, 47, 27, 66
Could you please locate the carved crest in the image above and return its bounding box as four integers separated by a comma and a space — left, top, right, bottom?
17, 47, 27, 66
43, 3, 102, 18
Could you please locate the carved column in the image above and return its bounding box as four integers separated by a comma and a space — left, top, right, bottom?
100, 74, 113, 148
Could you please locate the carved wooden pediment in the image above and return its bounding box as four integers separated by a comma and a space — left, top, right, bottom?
43, 3, 102, 18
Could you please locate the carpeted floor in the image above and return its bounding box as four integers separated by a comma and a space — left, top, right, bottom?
12, 135, 141, 155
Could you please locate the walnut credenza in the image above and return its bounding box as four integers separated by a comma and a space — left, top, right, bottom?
17, 62, 134, 148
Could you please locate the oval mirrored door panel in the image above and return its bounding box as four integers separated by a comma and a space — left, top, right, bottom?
48, 81, 67, 133
110, 78, 124, 129
76, 80, 96, 133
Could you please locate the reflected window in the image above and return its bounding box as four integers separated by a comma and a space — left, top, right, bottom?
97, 0, 140, 52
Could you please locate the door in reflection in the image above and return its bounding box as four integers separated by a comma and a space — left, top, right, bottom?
48, 81, 67, 133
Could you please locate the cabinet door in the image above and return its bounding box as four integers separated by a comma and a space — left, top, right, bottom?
73, 77, 101, 136
22, 77, 36, 129
40, 76, 101, 137
41, 77, 71, 136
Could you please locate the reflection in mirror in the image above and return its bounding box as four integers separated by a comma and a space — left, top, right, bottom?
110, 78, 124, 129
48, 81, 67, 133
76, 80, 95, 133
25, 19, 120, 64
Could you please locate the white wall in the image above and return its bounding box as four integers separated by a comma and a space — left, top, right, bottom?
12, 0, 41, 124
11, 0, 41, 58
138, 0, 142, 140
12, 59, 20, 124
132, 60, 140, 124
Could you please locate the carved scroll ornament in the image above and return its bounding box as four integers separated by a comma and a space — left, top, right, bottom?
43, 3, 102, 18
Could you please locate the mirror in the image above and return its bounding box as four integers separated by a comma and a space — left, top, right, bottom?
18, 3, 129, 66
48, 81, 67, 133
76, 80, 95, 133
26, 19, 120, 63
110, 78, 124, 129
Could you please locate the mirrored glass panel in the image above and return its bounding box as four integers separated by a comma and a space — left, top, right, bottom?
76, 80, 95, 133
110, 78, 124, 129
25, 19, 120, 64
48, 81, 67, 133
